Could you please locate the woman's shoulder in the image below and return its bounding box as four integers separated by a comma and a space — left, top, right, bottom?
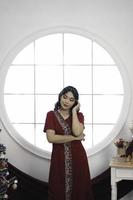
46, 110, 55, 116
47, 110, 54, 114
45, 110, 56, 121
78, 111, 84, 117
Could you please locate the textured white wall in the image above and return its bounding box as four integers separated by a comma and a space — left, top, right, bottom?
0, 0, 133, 181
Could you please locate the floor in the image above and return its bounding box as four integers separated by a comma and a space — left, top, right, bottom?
121, 190, 133, 200
8, 162, 133, 200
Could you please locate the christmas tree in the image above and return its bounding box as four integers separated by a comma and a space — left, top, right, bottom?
0, 129, 18, 199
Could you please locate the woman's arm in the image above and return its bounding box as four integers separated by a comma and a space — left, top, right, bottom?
72, 103, 84, 137
46, 129, 84, 144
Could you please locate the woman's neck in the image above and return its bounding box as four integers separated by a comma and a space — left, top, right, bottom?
59, 108, 69, 114
58, 109, 70, 119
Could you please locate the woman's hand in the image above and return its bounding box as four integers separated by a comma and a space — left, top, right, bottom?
75, 133, 85, 141
72, 101, 84, 136
72, 101, 80, 113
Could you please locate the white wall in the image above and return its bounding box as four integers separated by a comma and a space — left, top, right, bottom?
0, 0, 133, 182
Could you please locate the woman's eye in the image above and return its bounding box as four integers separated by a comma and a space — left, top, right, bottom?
63, 95, 67, 99
70, 99, 74, 102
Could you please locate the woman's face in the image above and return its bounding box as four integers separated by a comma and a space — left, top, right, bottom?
60, 91, 76, 111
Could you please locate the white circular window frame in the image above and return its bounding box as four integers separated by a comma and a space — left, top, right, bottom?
0, 26, 131, 159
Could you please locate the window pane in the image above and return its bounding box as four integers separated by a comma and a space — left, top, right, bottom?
64, 66, 92, 94
93, 66, 124, 94
13, 124, 34, 145
4, 95, 34, 123
93, 125, 114, 145
93, 42, 115, 65
36, 95, 58, 123
4, 66, 34, 93
93, 95, 123, 123
36, 124, 52, 152
36, 66, 63, 93
83, 124, 93, 149
64, 34, 92, 64
80, 95, 92, 124
13, 43, 34, 64
35, 34, 63, 65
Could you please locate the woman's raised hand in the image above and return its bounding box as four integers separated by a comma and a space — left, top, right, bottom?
72, 101, 80, 113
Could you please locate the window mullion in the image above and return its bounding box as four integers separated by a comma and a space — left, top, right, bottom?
63, 33, 65, 88
34, 41, 36, 146
92, 40, 94, 147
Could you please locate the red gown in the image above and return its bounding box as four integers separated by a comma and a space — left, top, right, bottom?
44, 110, 93, 200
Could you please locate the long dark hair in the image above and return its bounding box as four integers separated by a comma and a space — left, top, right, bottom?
54, 86, 79, 111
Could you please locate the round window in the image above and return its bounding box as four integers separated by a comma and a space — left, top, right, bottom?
3, 33, 124, 153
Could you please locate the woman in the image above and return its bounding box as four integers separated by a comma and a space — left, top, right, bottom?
43, 86, 93, 200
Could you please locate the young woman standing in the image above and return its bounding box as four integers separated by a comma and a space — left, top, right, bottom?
44, 86, 93, 200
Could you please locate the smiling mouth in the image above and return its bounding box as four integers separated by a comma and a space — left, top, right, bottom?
63, 104, 69, 107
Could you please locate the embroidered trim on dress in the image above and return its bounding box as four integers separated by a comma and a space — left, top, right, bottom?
54, 111, 72, 200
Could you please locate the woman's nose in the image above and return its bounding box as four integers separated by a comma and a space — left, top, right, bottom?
65, 100, 69, 104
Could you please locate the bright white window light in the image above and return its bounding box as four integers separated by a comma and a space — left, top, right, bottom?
4, 33, 124, 152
